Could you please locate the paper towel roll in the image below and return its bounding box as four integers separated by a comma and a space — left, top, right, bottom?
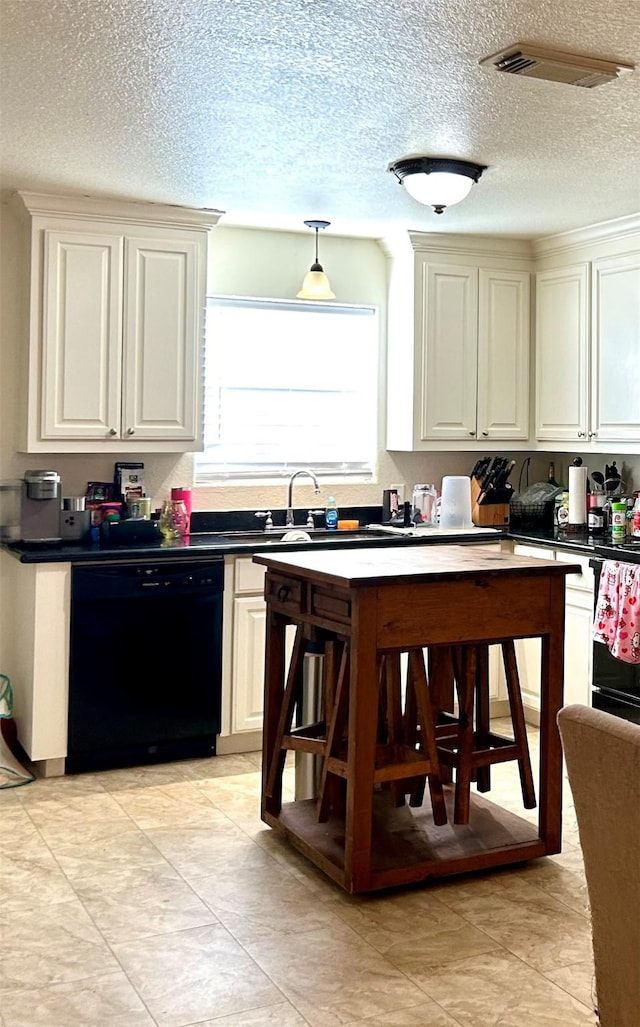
568, 466, 587, 524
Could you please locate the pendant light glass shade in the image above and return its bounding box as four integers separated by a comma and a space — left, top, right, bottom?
388, 157, 487, 214
297, 220, 335, 299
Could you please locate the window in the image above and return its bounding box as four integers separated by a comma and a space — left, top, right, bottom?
196, 297, 378, 481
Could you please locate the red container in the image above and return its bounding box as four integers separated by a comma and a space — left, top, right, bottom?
171, 487, 192, 533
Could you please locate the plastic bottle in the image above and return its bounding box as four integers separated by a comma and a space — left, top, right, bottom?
325, 496, 338, 531
611, 501, 627, 542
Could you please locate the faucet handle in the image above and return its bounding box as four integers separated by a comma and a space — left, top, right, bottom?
306, 509, 324, 528
255, 510, 274, 530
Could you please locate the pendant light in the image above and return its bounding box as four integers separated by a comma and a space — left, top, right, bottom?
296, 220, 335, 299
388, 157, 487, 214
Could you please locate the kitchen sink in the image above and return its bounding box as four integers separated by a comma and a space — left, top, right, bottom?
192, 528, 387, 546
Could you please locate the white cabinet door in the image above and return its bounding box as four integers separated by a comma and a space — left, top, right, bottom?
420, 263, 479, 440
512, 544, 555, 716
477, 269, 530, 440
563, 592, 593, 708
41, 231, 123, 440
122, 237, 201, 441
231, 595, 266, 735
535, 265, 590, 442
556, 552, 594, 708
591, 253, 640, 443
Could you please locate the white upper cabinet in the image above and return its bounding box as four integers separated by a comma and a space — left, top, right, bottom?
42, 230, 124, 441
19, 192, 220, 453
420, 263, 479, 440
477, 268, 531, 441
122, 236, 201, 442
535, 265, 590, 442
387, 237, 531, 450
423, 264, 531, 441
534, 216, 640, 451
591, 252, 640, 443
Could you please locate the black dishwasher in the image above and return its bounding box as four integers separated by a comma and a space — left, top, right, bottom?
67, 559, 224, 773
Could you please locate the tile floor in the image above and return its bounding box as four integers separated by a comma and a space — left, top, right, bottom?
0, 724, 598, 1027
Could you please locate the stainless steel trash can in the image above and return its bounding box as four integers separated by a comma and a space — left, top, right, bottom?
295, 640, 324, 800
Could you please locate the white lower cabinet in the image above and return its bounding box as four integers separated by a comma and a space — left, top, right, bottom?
220, 556, 296, 753
231, 595, 267, 735
556, 551, 594, 708
0, 552, 70, 771
511, 544, 593, 721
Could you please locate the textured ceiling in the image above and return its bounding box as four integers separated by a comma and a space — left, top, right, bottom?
1, 0, 639, 239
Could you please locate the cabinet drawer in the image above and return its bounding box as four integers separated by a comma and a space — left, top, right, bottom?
556, 551, 594, 593
234, 558, 266, 594
513, 543, 555, 561
310, 585, 352, 627
265, 572, 302, 613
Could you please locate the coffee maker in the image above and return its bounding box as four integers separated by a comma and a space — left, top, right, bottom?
20, 470, 62, 543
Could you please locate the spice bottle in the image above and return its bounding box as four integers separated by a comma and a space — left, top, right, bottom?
610, 501, 627, 542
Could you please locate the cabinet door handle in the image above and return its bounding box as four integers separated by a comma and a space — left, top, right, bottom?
108, 428, 117, 436
481, 430, 489, 437
577, 431, 586, 438
468, 431, 476, 437
126, 428, 135, 436
589, 431, 598, 438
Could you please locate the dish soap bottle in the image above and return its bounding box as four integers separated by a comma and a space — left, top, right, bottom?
325, 496, 338, 531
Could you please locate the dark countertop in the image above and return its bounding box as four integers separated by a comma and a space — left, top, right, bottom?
506, 526, 640, 563
3, 523, 640, 565
1, 527, 504, 564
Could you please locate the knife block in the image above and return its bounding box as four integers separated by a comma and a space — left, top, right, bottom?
471, 476, 512, 528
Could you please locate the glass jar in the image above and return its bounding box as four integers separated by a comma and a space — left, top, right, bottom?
158, 499, 189, 540
412, 484, 437, 525
588, 506, 604, 535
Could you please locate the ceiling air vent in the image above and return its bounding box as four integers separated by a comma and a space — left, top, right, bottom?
479, 42, 634, 88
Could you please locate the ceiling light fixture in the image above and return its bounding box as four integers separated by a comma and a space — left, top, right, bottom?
296, 220, 335, 299
388, 157, 487, 214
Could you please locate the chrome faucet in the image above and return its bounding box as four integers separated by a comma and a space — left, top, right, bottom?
286, 470, 320, 526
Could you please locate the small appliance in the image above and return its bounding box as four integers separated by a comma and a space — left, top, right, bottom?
20, 470, 62, 543
60, 497, 91, 541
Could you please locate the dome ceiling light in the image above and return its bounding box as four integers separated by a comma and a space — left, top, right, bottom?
296, 220, 335, 300
388, 157, 487, 214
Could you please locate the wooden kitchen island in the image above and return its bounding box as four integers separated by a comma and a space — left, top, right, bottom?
254, 545, 579, 894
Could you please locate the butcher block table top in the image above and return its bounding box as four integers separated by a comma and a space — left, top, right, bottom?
255, 545, 580, 894
253, 542, 570, 586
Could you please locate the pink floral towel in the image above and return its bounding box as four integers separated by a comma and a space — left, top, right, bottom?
593, 560, 640, 664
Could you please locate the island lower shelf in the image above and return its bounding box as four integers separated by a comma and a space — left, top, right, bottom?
265, 786, 546, 892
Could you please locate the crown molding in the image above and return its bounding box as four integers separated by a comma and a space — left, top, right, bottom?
406, 231, 533, 261
532, 212, 640, 257
16, 191, 223, 230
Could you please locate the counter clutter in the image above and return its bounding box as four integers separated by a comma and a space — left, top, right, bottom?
4, 520, 640, 565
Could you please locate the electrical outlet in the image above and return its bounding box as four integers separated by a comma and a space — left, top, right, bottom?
390, 483, 405, 504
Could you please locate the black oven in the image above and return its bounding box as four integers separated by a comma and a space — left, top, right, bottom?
591, 557, 640, 724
